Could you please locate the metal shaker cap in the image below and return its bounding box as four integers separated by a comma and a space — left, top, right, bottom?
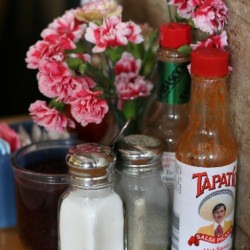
66, 143, 116, 187
116, 134, 163, 168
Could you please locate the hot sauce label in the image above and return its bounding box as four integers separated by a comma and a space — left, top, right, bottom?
157, 61, 191, 105
172, 159, 237, 250
161, 152, 175, 185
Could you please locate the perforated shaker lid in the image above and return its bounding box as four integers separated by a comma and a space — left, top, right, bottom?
66, 143, 116, 186
116, 134, 163, 168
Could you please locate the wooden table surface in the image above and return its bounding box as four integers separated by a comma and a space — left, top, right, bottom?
0, 114, 30, 124
0, 228, 26, 250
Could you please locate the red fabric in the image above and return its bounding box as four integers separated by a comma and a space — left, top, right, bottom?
214, 224, 223, 237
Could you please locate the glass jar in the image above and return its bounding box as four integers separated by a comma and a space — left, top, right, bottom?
58, 143, 124, 250
142, 22, 191, 192
11, 139, 77, 250
115, 134, 170, 250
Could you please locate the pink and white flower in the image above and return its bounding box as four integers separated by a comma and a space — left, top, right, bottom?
37, 68, 70, 99
114, 51, 152, 104
85, 16, 143, 53
60, 76, 96, 103
169, 0, 194, 19
41, 10, 86, 42
26, 0, 155, 133
117, 20, 144, 44
115, 74, 153, 101
29, 101, 75, 133
38, 71, 96, 101
168, 0, 228, 35
192, 0, 228, 34
191, 30, 228, 49
70, 89, 109, 126
114, 52, 141, 78
26, 40, 51, 69
26, 34, 75, 71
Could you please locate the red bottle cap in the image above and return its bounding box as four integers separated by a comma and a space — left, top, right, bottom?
159, 22, 191, 49
191, 48, 229, 77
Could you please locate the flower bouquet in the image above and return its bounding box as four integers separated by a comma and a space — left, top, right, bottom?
26, 0, 158, 142
167, 0, 229, 50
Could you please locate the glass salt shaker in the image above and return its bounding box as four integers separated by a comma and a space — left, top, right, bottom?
58, 143, 124, 250
114, 134, 170, 250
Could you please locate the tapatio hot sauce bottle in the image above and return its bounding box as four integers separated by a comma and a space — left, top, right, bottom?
172, 48, 237, 250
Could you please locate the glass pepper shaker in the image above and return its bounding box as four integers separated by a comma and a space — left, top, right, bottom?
58, 143, 124, 250
114, 134, 170, 250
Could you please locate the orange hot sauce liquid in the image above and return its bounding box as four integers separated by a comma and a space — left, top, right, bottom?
175, 76, 237, 167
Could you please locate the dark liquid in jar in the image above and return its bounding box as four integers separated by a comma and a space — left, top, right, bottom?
15, 161, 68, 250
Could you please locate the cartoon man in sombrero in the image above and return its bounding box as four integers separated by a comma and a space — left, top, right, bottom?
197, 202, 232, 236
188, 190, 234, 246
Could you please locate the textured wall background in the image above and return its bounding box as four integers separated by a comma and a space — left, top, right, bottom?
121, 0, 250, 248
227, 0, 250, 249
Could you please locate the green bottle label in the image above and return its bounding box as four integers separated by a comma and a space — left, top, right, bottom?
157, 61, 191, 104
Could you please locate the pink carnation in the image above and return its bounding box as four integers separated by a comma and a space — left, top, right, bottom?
26, 3, 155, 133
192, 0, 228, 34
169, 0, 228, 35
85, 16, 143, 53
26, 34, 75, 72
115, 74, 153, 101
29, 101, 75, 133
25, 40, 51, 69
38, 71, 96, 101
188, 0, 204, 6
114, 52, 141, 78
41, 10, 86, 42
37, 63, 70, 99
39, 35, 75, 68
70, 89, 109, 126
169, 0, 194, 19
191, 31, 228, 49
60, 76, 96, 103
118, 20, 144, 44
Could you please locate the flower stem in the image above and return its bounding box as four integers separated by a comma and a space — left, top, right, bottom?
166, 0, 174, 22
141, 30, 158, 80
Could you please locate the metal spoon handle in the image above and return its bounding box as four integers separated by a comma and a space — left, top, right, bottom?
110, 118, 131, 150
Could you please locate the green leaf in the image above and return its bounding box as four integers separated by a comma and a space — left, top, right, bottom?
150, 29, 159, 45
177, 45, 192, 55
188, 19, 195, 29
66, 57, 84, 71
127, 42, 144, 59
142, 49, 154, 76
107, 47, 124, 63
49, 99, 65, 112
65, 40, 87, 54
122, 99, 136, 120
79, 63, 87, 74
139, 30, 158, 77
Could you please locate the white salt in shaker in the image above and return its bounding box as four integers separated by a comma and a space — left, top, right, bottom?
58, 143, 124, 250
114, 134, 170, 250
